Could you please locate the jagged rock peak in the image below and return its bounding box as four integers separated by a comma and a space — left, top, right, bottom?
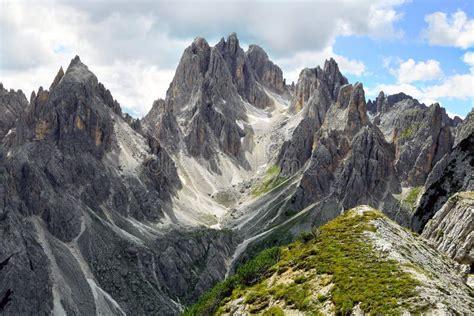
49, 66, 65, 90
455, 108, 474, 145
0, 83, 29, 138
224, 32, 239, 53
62, 55, 97, 84
246, 44, 285, 93
191, 36, 210, 50
367, 91, 421, 115
290, 58, 348, 112
337, 82, 369, 132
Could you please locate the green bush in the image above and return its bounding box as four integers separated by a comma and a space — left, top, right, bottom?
182, 247, 281, 315
237, 247, 281, 285
297, 232, 313, 243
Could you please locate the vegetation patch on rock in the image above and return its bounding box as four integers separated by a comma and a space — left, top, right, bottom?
185, 208, 429, 315
251, 165, 288, 197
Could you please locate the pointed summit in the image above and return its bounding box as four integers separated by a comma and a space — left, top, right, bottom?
290, 58, 348, 113
246, 44, 285, 93
61, 55, 97, 85
49, 66, 64, 90
226, 32, 239, 53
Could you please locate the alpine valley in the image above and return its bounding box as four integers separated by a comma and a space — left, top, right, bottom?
0, 33, 473, 315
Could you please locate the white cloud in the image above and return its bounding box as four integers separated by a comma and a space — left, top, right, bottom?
384, 58, 443, 83
424, 10, 474, 49
275, 47, 366, 84
395, 59, 443, 83
370, 72, 474, 112
424, 74, 474, 100
0, 0, 406, 117
463, 51, 474, 72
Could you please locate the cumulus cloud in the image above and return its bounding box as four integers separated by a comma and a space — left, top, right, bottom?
384, 58, 443, 83
275, 47, 366, 84
0, 0, 406, 116
395, 59, 443, 83
463, 51, 474, 72
424, 10, 474, 49
370, 72, 474, 115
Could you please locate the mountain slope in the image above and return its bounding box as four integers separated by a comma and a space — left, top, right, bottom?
0, 56, 239, 315
421, 191, 473, 267
186, 206, 473, 315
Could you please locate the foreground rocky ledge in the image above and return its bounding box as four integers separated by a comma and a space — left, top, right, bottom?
185, 206, 473, 315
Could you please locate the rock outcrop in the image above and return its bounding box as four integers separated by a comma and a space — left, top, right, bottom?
455, 108, 474, 146
421, 192, 473, 267
289, 83, 402, 220
412, 132, 474, 232
0, 83, 28, 139
368, 92, 457, 186
215, 33, 272, 109
289, 58, 348, 113
278, 59, 346, 175
246, 44, 285, 93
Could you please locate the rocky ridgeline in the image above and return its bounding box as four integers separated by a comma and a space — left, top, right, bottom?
142, 33, 288, 171
368, 91, 460, 186
0, 83, 28, 139
187, 207, 473, 315
412, 130, 474, 232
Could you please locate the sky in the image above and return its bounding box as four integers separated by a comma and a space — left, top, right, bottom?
1, 0, 473, 118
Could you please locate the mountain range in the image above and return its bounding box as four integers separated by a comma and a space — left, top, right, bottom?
0, 33, 472, 315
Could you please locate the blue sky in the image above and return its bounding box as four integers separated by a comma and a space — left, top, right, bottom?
335, 0, 474, 117
1, 0, 473, 117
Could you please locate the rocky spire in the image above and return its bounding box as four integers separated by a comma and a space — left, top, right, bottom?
246, 44, 285, 93
0, 83, 29, 139
49, 66, 64, 90
215, 33, 272, 108
289, 58, 348, 113
323, 58, 348, 100
340, 83, 369, 134
17, 56, 122, 158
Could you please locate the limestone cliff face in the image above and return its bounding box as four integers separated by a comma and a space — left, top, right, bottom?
278, 59, 345, 175
15, 57, 120, 158
289, 58, 348, 113
246, 44, 285, 93
0, 83, 28, 139
289, 83, 402, 222
421, 192, 473, 266
455, 108, 474, 146
412, 132, 474, 232
215, 33, 272, 109
368, 92, 458, 186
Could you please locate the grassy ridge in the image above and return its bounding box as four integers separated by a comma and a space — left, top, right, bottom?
184, 209, 422, 315
182, 247, 281, 316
